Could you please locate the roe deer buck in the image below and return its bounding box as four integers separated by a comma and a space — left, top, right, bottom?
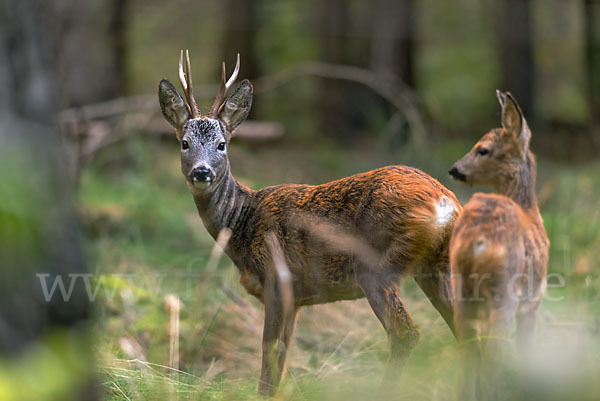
448, 91, 549, 401
158, 51, 462, 396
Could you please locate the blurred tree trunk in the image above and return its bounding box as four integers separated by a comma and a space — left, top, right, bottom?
370, 0, 415, 87
221, 0, 260, 119
497, 0, 534, 118
221, 0, 260, 80
0, 1, 58, 120
108, 0, 129, 96
0, 1, 96, 399
585, 0, 600, 127
56, 0, 129, 107
317, 0, 351, 140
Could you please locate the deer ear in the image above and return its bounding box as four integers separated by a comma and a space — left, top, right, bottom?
159, 79, 190, 134
500, 91, 530, 151
218, 79, 253, 135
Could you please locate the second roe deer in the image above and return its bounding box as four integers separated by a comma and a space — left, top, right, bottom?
448, 91, 549, 400
158, 51, 462, 396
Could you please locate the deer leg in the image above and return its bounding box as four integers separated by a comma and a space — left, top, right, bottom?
414, 261, 457, 337
479, 303, 516, 401
515, 300, 540, 352
355, 267, 419, 390
258, 277, 298, 396
275, 307, 298, 383
455, 301, 481, 401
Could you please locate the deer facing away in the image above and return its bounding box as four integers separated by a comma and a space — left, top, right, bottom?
448, 91, 549, 401
158, 51, 462, 396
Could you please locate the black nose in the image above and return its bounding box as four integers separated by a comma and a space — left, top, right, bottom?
448, 167, 467, 182
191, 167, 215, 183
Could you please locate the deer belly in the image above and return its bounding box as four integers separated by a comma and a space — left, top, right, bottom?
294, 254, 365, 305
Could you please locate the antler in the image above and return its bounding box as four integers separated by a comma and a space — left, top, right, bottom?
178, 50, 199, 118
209, 53, 240, 117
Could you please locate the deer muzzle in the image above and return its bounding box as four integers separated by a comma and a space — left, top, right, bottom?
448, 166, 467, 182
190, 166, 215, 187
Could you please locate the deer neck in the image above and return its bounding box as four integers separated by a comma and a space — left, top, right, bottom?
497, 150, 540, 216
190, 163, 253, 240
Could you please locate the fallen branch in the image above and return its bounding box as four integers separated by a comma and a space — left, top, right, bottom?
56, 61, 425, 142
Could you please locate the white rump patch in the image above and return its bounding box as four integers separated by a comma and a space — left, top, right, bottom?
435, 195, 458, 226
473, 237, 487, 256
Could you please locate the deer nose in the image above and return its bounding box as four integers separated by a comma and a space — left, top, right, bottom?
448, 166, 467, 182
191, 167, 215, 183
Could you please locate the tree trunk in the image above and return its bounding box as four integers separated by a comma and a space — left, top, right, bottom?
221, 0, 260, 120
221, 0, 260, 80
370, 0, 415, 87
497, 0, 534, 118
0, 1, 96, 399
108, 0, 129, 96
316, 0, 351, 141
585, 0, 600, 127
54, 0, 129, 107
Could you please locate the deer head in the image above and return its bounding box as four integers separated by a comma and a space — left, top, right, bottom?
448, 90, 532, 189
158, 50, 253, 191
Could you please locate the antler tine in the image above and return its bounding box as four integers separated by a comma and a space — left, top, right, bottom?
225, 53, 240, 89
178, 50, 192, 116
185, 50, 199, 117
209, 53, 241, 117
178, 50, 198, 118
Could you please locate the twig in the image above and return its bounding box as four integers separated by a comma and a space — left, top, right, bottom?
220, 283, 253, 310
164, 295, 182, 372
199, 303, 223, 350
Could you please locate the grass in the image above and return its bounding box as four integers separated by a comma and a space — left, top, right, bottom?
81, 134, 600, 400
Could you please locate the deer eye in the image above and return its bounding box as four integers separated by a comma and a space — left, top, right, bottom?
477, 147, 489, 156
181, 140, 189, 150
217, 141, 226, 151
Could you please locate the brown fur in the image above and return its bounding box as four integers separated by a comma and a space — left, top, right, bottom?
449, 91, 549, 401
196, 165, 462, 395
158, 55, 462, 396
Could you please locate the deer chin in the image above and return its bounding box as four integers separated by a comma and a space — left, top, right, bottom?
187, 178, 213, 193
192, 179, 212, 189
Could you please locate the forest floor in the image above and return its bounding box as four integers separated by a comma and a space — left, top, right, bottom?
80, 135, 600, 401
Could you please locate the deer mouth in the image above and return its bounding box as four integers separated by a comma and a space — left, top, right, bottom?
448, 166, 467, 182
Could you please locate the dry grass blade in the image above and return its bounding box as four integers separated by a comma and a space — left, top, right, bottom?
195, 228, 232, 300
291, 212, 382, 268
111, 381, 132, 401
265, 232, 294, 322
206, 228, 232, 274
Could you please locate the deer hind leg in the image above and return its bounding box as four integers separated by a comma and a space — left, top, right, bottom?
515, 299, 540, 352
479, 301, 517, 401
414, 256, 457, 337
355, 265, 419, 389
258, 275, 299, 396
455, 300, 482, 401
